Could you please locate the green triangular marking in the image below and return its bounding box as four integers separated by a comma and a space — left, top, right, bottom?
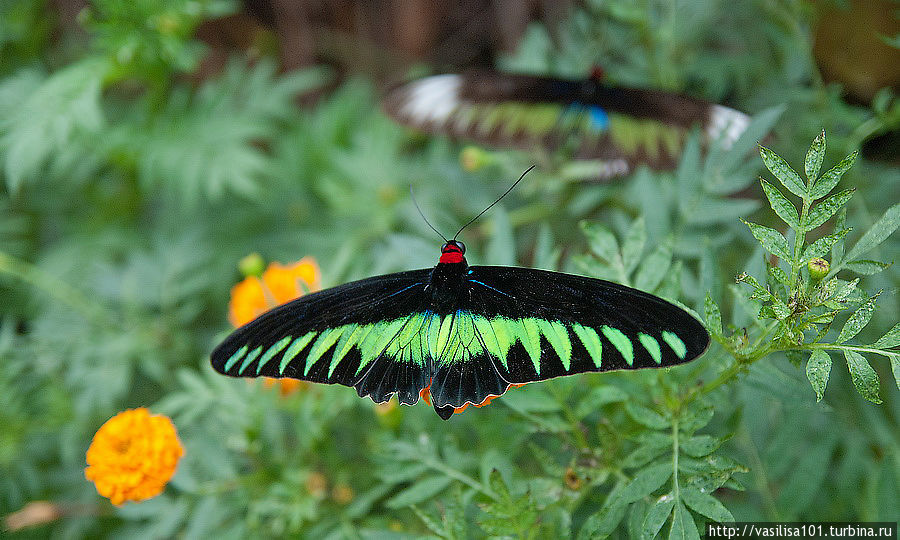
224, 345, 249, 372
304, 327, 344, 376
328, 323, 360, 378
357, 317, 407, 374
518, 318, 543, 374
572, 324, 603, 368
238, 346, 263, 375
538, 319, 572, 371
279, 332, 316, 374
473, 316, 504, 366
661, 331, 687, 359
638, 333, 662, 364
257, 336, 293, 374
602, 326, 633, 365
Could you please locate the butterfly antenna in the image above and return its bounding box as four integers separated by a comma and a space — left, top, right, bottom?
453, 165, 535, 240
410, 186, 449, 243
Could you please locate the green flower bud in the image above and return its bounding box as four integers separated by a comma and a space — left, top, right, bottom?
808, 257, 829, 280
238, 252, 265, 278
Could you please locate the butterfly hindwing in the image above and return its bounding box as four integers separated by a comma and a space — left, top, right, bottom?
425, 266, 708, 409
211, 269, 433, 404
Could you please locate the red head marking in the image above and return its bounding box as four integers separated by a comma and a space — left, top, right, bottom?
590, 65, 606, 82
439, 240, 466, 264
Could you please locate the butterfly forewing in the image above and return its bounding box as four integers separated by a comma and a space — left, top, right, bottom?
211, 269, 433, 403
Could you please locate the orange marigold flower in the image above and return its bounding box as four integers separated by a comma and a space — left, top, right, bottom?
228, 257, 321, 327
85, 408, 184, 506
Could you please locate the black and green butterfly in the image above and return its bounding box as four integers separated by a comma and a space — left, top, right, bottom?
382, 69, 751, 179
211, 207, 709, 419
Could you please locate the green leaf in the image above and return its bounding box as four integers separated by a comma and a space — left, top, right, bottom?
844, 203, 900, 262
620, 463, 673, 504
668, 502, 700, 540
843, 350, 882, 404
759, 179, 800, 228
622, 217, 647, 275
872, 323, 900, 349
837, 292, 880, 343
681, 486, 734, 522
801, 228, 850, 262
623, 434, 673, 469
806, 350, 832, 402
704, 294, 722, 337
831, 207, 848, 263
809, 151, 858, 199
575, 385, 629, 418
805, 130, 826, 181
385, 476, 454, 508
741, 220, 791, 261
679, 406, 715, 432
804, 189, 855, 230
641, 495, 676, 540
844, 260, 892, 275
578, 481, 628, 540
487, 206, 515, 266
635, 238, 673, 292
759, 145, 806, 198
581, 221, 620, 263
680, 436, 723, 457
626, 402, 670, 429
891, 354, 900, 391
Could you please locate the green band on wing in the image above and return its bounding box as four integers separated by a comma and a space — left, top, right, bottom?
538, 319, 572, 371
280, 332, 316, 374
638, 333, 662, 364
473, 315, 505, 367
224, 344, 249, 372
518, 318, 543, 373
304, 327, 343, 376
238, 346, 263, 375
602, 326, 633, 365
257, 336, 292, 374
661, 331, 687, 359
572, 323, 602, 368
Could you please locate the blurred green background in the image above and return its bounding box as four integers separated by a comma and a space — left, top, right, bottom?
0, 0, 897, 538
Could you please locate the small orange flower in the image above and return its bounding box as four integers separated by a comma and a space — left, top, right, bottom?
85, 408, 184, 506
228, 257, 321, 327
228, 256, 321, 395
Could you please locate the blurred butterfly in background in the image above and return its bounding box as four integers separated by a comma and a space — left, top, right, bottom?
383, 69, 752, 179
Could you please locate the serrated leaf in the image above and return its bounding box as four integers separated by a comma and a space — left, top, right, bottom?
805, 130, 826, 181
704, 294, 722, 337
623, 217, 647, 275
679, 406, 715, 432
804, 189, 855, 230
741, 220, 791, 260
385, 476, 453, 508
578, 481, 628, 540
576, 385, 629, 418
624, 437, 673, 469
626, 402, 670, 429
810, 150, 858, 199
759, 179, 800, 228
680, 436, 723, 457
681, 486, 734, 523
806, 350, 832, 402
635, 238, 673, 292
872, 323, 900, 349
759, 145, 806, 198
844, 203, 900, 263
845, 259, 892, 275
668, 502, 700, 540
641, 495, 676, 540
844, 350, 882, 404
802, 228, 850, 262
837, 292, 881, 343
581, 221, 620, 263
620, 463, 673, 504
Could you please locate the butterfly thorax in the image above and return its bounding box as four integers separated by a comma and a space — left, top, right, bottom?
429, 260, 468, 314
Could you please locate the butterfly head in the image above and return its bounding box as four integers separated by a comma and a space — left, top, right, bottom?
439, 240, 466, 264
